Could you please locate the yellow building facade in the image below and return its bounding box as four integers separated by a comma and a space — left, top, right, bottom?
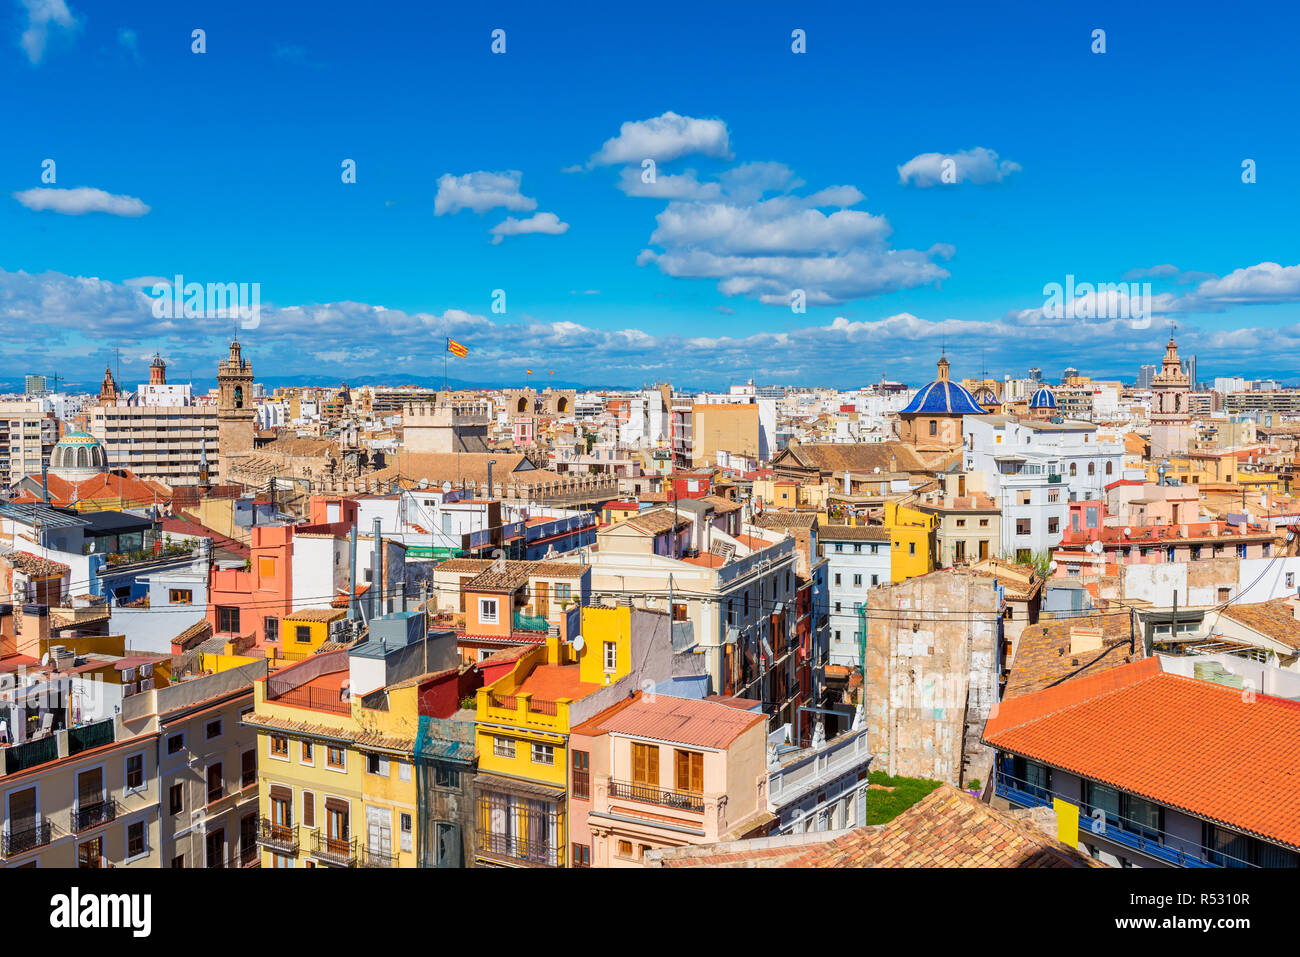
883, 501, 936, 583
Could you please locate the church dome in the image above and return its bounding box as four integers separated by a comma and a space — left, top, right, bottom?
51, 431, 108, 479
900, 357, 985, 416
973, 386, 999, 407
1029, 386, 1058, 409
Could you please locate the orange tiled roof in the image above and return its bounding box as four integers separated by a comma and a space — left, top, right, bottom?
515, 664, 602, 702
1004, 613, 1138, 699
984, 658, 1300, 849
586, 692, 765, 749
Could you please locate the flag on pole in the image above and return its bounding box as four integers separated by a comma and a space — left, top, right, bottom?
447, 337, 468, 358
526, 368, 533, 375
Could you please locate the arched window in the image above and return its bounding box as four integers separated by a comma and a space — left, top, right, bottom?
929, 420, 937, 436
1088, 462, 1095, 476
1069, 462, 1078, 476
556, 397, 568, 414
76, 446, 88, 468
92, 446, 103, 468
517, 397, 528, 413
234, 385, 244, 409
1105, 461, 1113, 475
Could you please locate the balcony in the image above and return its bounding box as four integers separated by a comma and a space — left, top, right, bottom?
3, 735, 59, 775
2, 821, 53, 857
360, 846, 398, 868
256, 819, 299, 855
68, 719, 115, 756
269, 686, 351, 714
310, 831, 357, 867
608, 779, 705, 813
71, 799, 119, 833
476, 829, 561, 867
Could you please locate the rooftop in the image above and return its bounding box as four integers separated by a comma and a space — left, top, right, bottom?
583, 692, 765, 750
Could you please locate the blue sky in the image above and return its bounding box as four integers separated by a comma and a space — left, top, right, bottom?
3, 0, 1299, 390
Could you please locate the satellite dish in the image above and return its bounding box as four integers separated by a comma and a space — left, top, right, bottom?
1123, 527, 1131, 537
441, 481, 453, 493
40, 652, 50, 666
571, 635, 585, 652
1092, 540, 1105, 554
418, 478, 428, 489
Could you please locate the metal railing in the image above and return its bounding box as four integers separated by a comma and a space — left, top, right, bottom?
995, 767, 1248, 869
476, 829, 560, 867
256, 819, 299, 854
488, 692, 559, 716
608, 779, 705, 813
571, 770, 590, 801
2, 821, 53, 857
269, 686, 351, 714
72, 799, 118, 833
310, 831, 357, 866
360, 845, 398, 868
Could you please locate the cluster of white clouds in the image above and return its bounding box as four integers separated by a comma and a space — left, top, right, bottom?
7, 260, 1300, 385
433, 170, 569, 245
590, 112, 956, 305
18, 0, 77, 65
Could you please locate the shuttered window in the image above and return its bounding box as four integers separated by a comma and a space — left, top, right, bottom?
631, 743, 659, 786
303, 791, 315, 828
674, 749, 704, 794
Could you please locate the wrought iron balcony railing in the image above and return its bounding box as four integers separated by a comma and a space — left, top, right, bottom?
72, 799, 119, 833
256, 819, 299, 854
310, 831, 357, 867
607, 779, 705, 813
2, 821, 53, 857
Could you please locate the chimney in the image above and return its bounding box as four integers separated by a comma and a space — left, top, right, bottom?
371, 518, 382, 622
348, 525, 360, 621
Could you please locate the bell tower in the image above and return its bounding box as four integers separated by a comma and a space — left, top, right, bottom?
216, 339, 255, 483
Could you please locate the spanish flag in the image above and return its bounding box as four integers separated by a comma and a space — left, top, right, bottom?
447, 338, 468, 358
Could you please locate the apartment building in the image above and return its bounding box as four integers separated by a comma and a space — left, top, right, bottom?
568, 692, 771, 867
767, 725, 873, 834
985, 655, 1300, 868
0, 399, 57, 486
244, 616, 476, 868
121, 660, 267, 868
88, 401, 219, 486
821, 525, 891, 667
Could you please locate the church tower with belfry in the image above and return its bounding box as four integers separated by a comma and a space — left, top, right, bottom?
216, 339, 255, 483
1149, 335, 1192, 460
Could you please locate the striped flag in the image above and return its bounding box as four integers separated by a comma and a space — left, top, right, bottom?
447, 338, 468, 358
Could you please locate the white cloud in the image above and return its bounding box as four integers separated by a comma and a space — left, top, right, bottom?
616, 167, 722, 200
716, 162, 803, 202
897, 147, 1021, 187
589, 111, 732, 167
434, 170, 537, 216
1191, 262, 1300, 304
19, 0, 77, 64
117, 27, 139, 61
489, 211, 570, 244
13, 186, 150, 216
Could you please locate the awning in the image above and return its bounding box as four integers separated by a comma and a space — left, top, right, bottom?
473, 772, 565, 800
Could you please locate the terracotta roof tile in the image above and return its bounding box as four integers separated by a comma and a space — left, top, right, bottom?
984, 658, 1300, 850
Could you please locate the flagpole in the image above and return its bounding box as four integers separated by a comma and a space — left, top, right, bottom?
444, 349, 448, 392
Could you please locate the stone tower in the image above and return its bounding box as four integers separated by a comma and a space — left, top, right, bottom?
1149, 337, 1191, 460
216, 339, 255, 483
149, 352, 167, 385
98, 364, 119, 405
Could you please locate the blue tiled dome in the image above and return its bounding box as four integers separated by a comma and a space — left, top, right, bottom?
1029, 386, 1058, 409
901, 358, 985, 416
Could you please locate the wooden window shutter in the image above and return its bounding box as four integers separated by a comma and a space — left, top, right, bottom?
269, 784, 292, 803
303, 790, 315, 827
325, 796, 349, 815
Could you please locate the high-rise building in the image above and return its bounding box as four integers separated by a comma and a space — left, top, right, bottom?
0, 399, 58, 485
1180, 355, 1197, 390
1063, 366, 1080, 382
1137, 364, 1157, 389
24, 375, 48, 396
1027, 367, 1042, 383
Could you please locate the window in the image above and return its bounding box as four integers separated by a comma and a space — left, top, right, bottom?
400, 813, 413, 854
301, 741, 314, 764
171, 855, 184, 868
1016, 518, 1032, 536
929, 420, 937, 436
834, 602, 842, 614
493, 737, 515, 759
834, 573, 841, 586
259, 557, 276, 579
295, 625, 312, 644
205, 718, 222, 740
1105, 461, 1113, 475
169, 782, 183, 815
434, 763, 459, 788
632, 742, 659, 785
264, 617, 279, 642
1088, 462, 1095, 475
207, 763, 224, 803
217, 606, 240, 634
908, 543, 915, 556
572, 843, 591, 867
955, 519, 965, 528
478, 598, 499, 624
127, 820, 146, 859
671, 602, 687, 622
531, 743, 555, 766
618, 840, 635, 859
125, 752, 144, 791
169, 588, 193, 604
674, 749, 704, 794
270, 736, 288, 759
834, 543, 843, 553
166, 733, 185, 755
1048, 517, 1059, 535
367, 754, 389, 776
241, 749, 256, 788
603, 641, 617, 672
302, 791, 315, 828
1017, 490, 1032, 506
979, 518, 989, 527
399, 761, 412, 782
206, 828, 226, 868
852, 574, 862, 587
853, 543, 862, 553
327, 747, 345, 770
1069, 462, 1077, 476
1288, 573, 1295, 589
572, 750, 590, 799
